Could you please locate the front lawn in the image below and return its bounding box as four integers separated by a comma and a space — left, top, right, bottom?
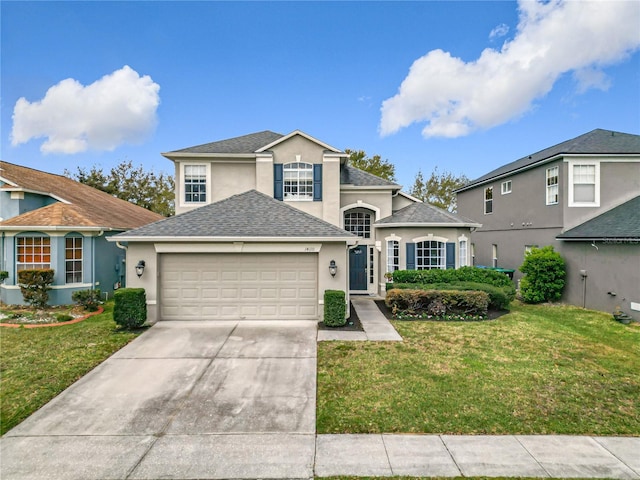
317, 302, 640, 435
0, 302, 141, 434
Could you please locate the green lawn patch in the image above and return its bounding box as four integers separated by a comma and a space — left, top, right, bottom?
0, 302, 141, 434
318, 302, 640, 435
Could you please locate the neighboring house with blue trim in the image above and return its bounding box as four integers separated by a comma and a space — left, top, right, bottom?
113, 130, 481, 323
456, 129, 640, 320
0, 161, 163, 305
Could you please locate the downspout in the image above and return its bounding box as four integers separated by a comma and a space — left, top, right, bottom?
115, 241, 128, 289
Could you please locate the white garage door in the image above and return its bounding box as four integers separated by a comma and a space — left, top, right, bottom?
159, 253, 318, 320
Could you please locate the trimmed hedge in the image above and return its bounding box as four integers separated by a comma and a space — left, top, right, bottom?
385, 288, 489, 318
17, 269, 55, 308
388, 281, 514, 310
392, 266, 513, 289
324, 290, 346, 327
519, 246, 566, 304
113, 288, 147, 329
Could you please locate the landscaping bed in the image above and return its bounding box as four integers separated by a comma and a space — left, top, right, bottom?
0, 304, 88, 325
318, 301, 363, 331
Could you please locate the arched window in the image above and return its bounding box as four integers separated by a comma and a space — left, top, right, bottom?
416, 240, 445, 270
344, 209, 373, 238
283, 162, 313, 200
16, 234, 51, 271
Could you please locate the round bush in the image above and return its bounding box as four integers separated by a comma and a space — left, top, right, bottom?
519, 246, 565, 303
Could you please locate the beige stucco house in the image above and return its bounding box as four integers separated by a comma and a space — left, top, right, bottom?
113, 130, 480, 322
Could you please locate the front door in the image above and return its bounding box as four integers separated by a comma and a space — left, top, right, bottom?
349, 245, 367, 291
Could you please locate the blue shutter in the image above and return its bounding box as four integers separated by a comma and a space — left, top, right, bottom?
313, 164, 322, 201
446, 242, 456, 269
274, 164, 283, 201
406, 243, 416, 270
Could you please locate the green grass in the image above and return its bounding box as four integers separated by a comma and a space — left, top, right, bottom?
0, 302, 141, 434
318, 302, 640, 435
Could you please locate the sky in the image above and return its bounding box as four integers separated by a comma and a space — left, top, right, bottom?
2, 0, 640, 189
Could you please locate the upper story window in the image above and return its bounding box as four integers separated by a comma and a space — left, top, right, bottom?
416, 240, 445, 270
65, 236, 83, 284
569, 162, 599, 207
484, 186, 493, 214
386, 240, 399, 273
344, 210, 372, 238
184, 165, 207, 203
501, 180, 512, 195
546, 166, 559, 205
17, 236, 51, 271
283, 162, 313, 201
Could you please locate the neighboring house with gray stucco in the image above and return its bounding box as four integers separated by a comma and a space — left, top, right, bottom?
0, 161, 163, 305
113, 130, 480, 323
456, 129, 640, 319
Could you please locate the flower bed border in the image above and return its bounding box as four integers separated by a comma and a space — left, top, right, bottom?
0, 306, 104, 328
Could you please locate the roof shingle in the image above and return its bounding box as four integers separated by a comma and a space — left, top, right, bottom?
0, 161, 163, 229
116, 190, 357, 239
376, 202, 480, 226
168, 131, 285, 154
340, 165, 399, 187
557, 196, 640, 240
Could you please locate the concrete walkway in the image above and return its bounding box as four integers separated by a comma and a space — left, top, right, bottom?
317, 295, 402, 341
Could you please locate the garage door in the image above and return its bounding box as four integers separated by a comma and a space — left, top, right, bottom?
159, 253, 318, 320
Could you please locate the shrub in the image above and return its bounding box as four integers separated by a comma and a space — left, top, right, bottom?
389, 281, 514, 310
0, 271, 8, 282
56, 314, 74, 323
392, 266, 513, 289
324, 290, 346, 327
72, 289, 102, 311
17, 269, 54, 309
113, 288, 147, 329
385, 288, 489, 319
519, 246, 565, 304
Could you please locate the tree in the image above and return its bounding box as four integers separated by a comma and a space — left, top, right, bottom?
345, 149, 396, 182
66, 160, 175, 216
410, 167, 469, 212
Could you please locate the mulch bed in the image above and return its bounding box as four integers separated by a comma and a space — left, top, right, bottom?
374, 299, 509, 321
317, 301, 364, 331
0, 306, 104, 328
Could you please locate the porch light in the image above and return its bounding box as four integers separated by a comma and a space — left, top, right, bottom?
135, 260, 146, 278
329, 260, 337, 277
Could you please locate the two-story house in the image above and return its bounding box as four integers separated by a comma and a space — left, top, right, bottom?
114, 130, 481, 322
0, 161, 163, 305
456, 129, 640, 319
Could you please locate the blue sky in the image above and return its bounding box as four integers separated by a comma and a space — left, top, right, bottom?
2, 1, 639, 189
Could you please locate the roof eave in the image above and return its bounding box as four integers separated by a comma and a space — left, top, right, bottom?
0, 225, 122, 232
108, 235, 358, 243
374, 222, 482, 229
162, 152, 257, 160
340, 185, 401, 191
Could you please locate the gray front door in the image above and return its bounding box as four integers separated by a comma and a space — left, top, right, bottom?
349, 245, 367, 291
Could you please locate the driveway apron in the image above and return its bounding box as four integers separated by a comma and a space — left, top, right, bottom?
1, 320, 318, 480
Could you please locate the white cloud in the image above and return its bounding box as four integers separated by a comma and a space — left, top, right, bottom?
489, 23, 509, 40
380, 0, 640, 138
11, 66, 160, 154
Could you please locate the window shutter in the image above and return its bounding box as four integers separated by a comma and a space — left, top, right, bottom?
274, 164, 283, 201
313, 164, 322, 201
406, 243, 416, 270
446, 242, 456, 269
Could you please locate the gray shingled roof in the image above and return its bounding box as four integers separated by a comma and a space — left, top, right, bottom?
116, 190, 356, 239
169, 131, 285, 154
376, 202, 480, 226
459, 129, 640, 192
341, 165, 400, 187
557, 196, 640, 240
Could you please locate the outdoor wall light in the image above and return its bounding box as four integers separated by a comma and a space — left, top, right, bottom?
135, 260, 146, 278
329, 260, 337, 277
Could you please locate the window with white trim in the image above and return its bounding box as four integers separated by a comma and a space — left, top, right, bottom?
546, 166, 559, 205
65, 236, 83, 284
369, 246, 375, 284
484, 186, 493, 214
471, 243, 476, 266
459, 239, 468, 267
501, 180, 512, 195
184, 165, 207, 203
17, 236, 51, 271
283, 162, 313, 200
344, 210, 372, 238
569, 163, 599, 206
492, 244, 498, 268
416, 241, 446, 270
386, 240, 399, 273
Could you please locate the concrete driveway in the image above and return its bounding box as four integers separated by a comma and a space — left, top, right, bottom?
1, 320, 318, 480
